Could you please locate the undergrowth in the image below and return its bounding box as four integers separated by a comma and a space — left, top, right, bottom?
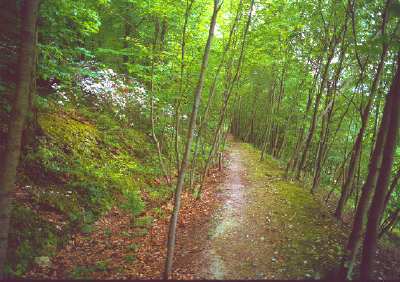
5, 101, 171, 277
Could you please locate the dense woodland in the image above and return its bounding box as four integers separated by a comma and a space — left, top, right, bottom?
0, 0, 400, 280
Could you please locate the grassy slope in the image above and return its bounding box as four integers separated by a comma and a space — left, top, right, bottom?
6, 103, 173, 277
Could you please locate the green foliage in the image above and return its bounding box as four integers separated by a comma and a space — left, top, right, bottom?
70, 265, 95, 279
81, 224, 95, 234
133, 228, 149, 237
121, 188, 145, 216
7, 0, 400, 278
6, 205, 61, 277
22, 109, 150, 218
147, 185, 174, 204
127, 243, 140, 251
124, 254, 136, 263
7, 102, 162, 276
134, 215, 154, 228
94, 260, 109, 271
152, 207, 167, 219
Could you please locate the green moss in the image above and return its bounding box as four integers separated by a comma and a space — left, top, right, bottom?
38, 113, 99, 156
9, 106, 165, 277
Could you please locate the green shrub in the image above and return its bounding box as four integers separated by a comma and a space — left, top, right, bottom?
121, 188, 145, 216
152, 207, 167, 219
81, 224, 94, 234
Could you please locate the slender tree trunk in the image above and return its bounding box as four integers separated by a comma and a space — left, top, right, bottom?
163, 1, 220, 278
334, 0, 389, 220
0, 0, 39, 277
189, 0, 242, 189
174, 0, 195, 173
150, 19, 171, 185
336, 52, 393, 282
200, 0, 255, 192
382, 167, 400, 210
379, 207, 400, 238
296, 41, 335, 179
285, 84, 313, 176
311, 8, 349, 193
123, 20, 131, 66
260, 79, 277, 161
359, 54, 400, 280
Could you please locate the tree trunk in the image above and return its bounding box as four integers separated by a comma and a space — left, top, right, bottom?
163, 1, 220, 278
200, 0, 255, 192
285, 83, 313, 176
0, 0, 39, 277
189, 0, 243, 189
296, 41, 335, 180
150, 19, 171, 185
359, 54, 400, 280
334, 24, 389, 219
260, 79, 277, 161
336, 34, 393, 280
382, 167, 400, 210
311, 8, 349, 193
379, 207, 400, 239
174, 0, 195, 173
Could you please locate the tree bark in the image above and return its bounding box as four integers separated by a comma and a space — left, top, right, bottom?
334, 23, 389, 219
336, 37, 394, 281
150, 19, 171, 185
0, 0, 39, 277
311, 7, 349, 193
163, 1, 220, 278
189, 0, 243, 190
382, 167, 400, 210
359, 54, 400, 280
295, 37, 336, 180
174, 0, 195, 174
379, 207, 400, 239
200, 0, 255, 192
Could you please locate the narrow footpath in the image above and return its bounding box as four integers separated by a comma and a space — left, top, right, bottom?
190, 141, 399, 280
192, 141, 347, 279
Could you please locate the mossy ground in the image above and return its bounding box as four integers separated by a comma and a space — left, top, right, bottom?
6, 102, 172, 277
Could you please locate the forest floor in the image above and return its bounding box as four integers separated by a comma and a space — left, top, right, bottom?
27, 139, 400, 280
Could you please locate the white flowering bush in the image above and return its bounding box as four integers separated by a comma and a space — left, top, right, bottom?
50, 61, 149, 119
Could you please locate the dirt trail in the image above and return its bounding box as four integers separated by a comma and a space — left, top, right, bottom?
195, 142, 280, 279
190, 141, 348, 279
200, 145, 249, 278
190, 141, 399, 280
